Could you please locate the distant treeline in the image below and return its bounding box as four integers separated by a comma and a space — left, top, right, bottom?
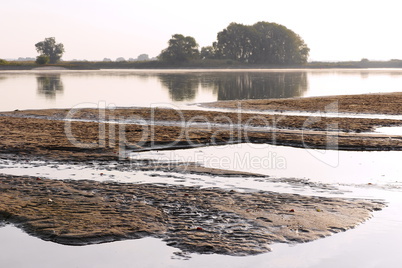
2, 59, 402, 70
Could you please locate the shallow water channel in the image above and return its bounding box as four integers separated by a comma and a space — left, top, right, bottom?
1, 144, 402, 267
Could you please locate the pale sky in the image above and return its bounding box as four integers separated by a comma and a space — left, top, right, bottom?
1, 0, 402, 62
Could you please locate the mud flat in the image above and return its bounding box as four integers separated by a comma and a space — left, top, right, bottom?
202, 92, 402, 115
1, 107, 402, 164
0, 175, 385, 255
0, 93, 397, 256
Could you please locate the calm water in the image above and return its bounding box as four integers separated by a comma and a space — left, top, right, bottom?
2, 69, 402, 112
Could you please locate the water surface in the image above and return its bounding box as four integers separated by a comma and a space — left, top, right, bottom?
2, 69, 402, 112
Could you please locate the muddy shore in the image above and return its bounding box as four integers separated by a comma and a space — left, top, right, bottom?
0, 93, 398, 255
0, 175, 385, 255
203, 92, 402, 115
1, 106, 402, 163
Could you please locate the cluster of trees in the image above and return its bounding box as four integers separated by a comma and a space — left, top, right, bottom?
159, 21, 310, 65
159, 34, 200, 62
33, 21, 308, 66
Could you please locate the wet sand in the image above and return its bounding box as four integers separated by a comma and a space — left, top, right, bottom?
0, 175, 384, 255
0, 93, 397, 255
1, 107, 402, 164
202, 92, 402, 115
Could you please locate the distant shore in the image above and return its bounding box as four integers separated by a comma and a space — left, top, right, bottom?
2, 59, 402, 70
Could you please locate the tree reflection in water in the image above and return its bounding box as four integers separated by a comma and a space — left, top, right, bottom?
213, 72, 308, 100
158, 72, 308, 102
36, 75, 64, 99
159, 74, 199, 101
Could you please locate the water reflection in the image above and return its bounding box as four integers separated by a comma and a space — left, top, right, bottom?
211, 72, 308, 100
157, 72, 308, 101
159, 74, 199, 101
36, 75, 64, 99
360, 72, 369, 79
4, 69, 402, 112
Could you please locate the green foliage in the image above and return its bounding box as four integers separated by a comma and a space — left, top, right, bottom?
0, 59, 8, 65
211, 21, 309, 64
159, 34, 200, 63
216, 23, 256, 62
35, 55, 50, 65
35, 37, 65, 64
200, 43, 219, 60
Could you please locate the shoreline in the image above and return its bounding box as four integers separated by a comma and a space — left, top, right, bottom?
2, 59, 402, 70
202, 92, 402, 115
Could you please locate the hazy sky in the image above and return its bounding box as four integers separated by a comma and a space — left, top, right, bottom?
1, 0, 402, 61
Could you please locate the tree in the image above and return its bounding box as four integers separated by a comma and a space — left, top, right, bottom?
200, 43, 220, 60
159, 34, 200, 63
35, 55, 50, 65
216, 23, 257, 63
35, 37, 65, 64
213, 22, 309, 64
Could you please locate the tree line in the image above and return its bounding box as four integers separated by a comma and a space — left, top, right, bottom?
159, 21, 310, 65
13, 21, 309, 66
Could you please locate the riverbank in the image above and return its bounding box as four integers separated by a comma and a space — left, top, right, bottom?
203, 92, 402, 115
2, 59, 402, 70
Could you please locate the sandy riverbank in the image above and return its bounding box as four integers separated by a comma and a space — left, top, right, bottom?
202, 92, 402, 115
1, 105, 402, 163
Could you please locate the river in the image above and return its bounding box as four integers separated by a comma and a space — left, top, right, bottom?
1, 69, 402, 267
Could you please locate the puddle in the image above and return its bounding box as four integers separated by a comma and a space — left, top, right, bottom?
375, 126, 402, 136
